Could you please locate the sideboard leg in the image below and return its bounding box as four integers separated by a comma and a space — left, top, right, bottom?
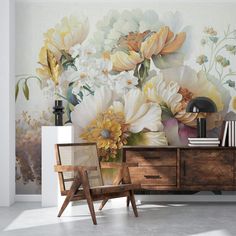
212, 191, 222, 195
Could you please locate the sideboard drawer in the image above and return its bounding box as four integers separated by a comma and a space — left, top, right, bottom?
129, 166, 176, 186
125, 150, 176, 166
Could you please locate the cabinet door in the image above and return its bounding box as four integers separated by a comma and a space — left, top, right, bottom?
181, 150, 234, 186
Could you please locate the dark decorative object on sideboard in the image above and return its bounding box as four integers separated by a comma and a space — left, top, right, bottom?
53, 100, 64, 126
186, 97, 217, 138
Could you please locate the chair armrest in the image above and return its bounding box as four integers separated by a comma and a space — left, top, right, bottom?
100, 162, 138, 169
54, 165, 97, 172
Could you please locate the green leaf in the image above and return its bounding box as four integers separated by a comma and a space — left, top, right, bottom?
126, 132, 144, 146
68, 102, 75, 112
60, 50, 73, 61
15, 82, 19, 101
109, 70, 120, 75
225, 79, 235, 88
62, 61, 77, 71
161, 106, 174, 121
23, 80, 29, 100
133, 64, 140, 78
60, 54, 67, 65
209, 36, 218, 43
77, 91, 83, 100
139, 64, 145, 79
143, 58, 151, 70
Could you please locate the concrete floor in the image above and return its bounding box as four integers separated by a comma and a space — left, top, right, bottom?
0, 199, 236, 236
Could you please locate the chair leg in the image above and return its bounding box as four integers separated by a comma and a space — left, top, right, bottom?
58, 197, 70, 217
85, 194, 97, 225
126, 196, 130, 207
99, 199, 108, 211
58, 180, 81, 217
79, 169, 97, 225
129, 190, 138, 217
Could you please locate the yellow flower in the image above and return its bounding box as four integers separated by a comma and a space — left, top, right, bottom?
43, 15, 89, 60
80, 109, 128, 159
111, 50, 143, 72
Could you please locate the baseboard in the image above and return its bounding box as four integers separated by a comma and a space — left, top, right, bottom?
15, 194, 41, 202
14, 194, 236, 203
135, 194, 236, 202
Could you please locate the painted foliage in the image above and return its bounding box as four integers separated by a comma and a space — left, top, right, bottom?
16, 7, 236, 193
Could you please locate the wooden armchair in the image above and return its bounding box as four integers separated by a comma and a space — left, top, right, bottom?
54, 143, 140, 225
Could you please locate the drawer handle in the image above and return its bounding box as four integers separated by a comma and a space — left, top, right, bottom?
144, 175, 162, 179
144, 156, 160, 159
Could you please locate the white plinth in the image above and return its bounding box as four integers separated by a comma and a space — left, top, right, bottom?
41, 126, 74, 207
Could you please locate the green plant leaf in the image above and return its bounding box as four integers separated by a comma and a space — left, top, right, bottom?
139, 64, 145, 79
60, 50, 73, 61
68, 103, 75, 112
23, 80, 29, 100
133, 64, 140, 78
225, 79, 235, 88
126, 132, 144, 146
143, 58, 151, 70
15, 82, 19, 101
109, 70, 120, 75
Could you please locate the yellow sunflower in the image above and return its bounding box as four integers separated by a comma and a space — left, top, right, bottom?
80, 109, 128, 159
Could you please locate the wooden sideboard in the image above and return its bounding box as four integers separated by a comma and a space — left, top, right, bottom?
122, 146, 236, 191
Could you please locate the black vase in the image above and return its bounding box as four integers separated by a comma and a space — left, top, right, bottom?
53, 100, 64, 126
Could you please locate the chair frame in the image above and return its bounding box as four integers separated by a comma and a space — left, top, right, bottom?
54, 143, 140, 225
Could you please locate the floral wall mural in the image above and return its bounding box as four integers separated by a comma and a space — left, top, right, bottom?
16, 1, 236, 194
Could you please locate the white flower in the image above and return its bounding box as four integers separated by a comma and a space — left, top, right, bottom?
161, 66, 224, 113
112, 89, 164, 133
69, 44, 96, 59
123, 89, 163, 132
143, 74, 182, 112
44, 15, 89, 60
71, 86, 113, 138
113, 72, 139, 95
71, 86, 164, 141
156, 65, 226, 128
92, 9, 191, 58
42, 80, 63, 99
91, 9, 164, 54
95, 58, 113, 84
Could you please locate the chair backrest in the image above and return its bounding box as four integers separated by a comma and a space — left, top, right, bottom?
55, 143, 104, 193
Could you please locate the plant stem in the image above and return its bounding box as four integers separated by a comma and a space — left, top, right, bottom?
54, 93, 69, 102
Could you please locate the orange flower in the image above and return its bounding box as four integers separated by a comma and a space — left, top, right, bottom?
111, 26, 186, 72
141, 26, 186, 59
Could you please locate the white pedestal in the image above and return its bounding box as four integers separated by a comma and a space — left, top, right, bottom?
41, 126, 74, 207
